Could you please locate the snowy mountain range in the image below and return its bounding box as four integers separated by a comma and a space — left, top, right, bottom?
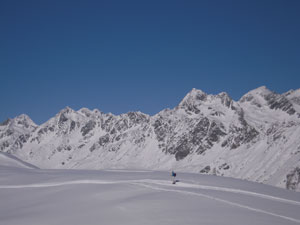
1, 86, 300, 191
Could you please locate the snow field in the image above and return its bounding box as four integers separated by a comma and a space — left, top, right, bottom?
1, 165, 300, 225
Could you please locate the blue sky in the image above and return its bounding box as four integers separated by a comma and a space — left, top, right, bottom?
1, 0, 300, 124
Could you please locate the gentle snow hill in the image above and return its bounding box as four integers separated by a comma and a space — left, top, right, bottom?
0, 152, 38, 169
0, 165, 300, 225
1, 86, 300, 191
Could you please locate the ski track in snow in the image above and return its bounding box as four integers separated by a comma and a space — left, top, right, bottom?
1, 179, 300, 224
146, 179, 300, 206
136, 182, 300, 224
103, 169, 152, 173
1, 179, 299, 206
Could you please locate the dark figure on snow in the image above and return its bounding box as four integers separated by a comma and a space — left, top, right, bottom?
171, 171, 176, 184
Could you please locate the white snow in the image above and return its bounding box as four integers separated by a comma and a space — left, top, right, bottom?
0, 152, 38, 169
1, 161, 300, 225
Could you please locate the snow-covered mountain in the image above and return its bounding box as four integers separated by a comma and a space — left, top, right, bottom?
1, 86, 300, 191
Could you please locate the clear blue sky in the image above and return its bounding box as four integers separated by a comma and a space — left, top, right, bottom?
1, 0, 300, 124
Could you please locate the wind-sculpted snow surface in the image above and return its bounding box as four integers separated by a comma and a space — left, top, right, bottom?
1, 86, 300, 191
0, 166, 300, 225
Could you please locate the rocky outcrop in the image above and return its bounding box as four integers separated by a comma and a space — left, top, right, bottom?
286, 167, 300, 191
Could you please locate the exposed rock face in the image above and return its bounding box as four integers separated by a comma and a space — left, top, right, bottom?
1, 86, 300, 191
81, 120, 96, 136
286, 167, 300, 191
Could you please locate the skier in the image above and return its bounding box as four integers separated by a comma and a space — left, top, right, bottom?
171, 170, 177, 184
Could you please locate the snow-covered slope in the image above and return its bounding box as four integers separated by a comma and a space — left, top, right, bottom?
0, 166, 300, 225
1, 86, 300, 191
0, 152, 38, 169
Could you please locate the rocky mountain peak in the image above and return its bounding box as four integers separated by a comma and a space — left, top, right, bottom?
0, 118, 11, 126
0, 114, 37, 153
239, 86, 272, 103
58, 106, 74, 115
78, 108, 93, 117
284, 88, 300, 96
93, 109, 101, 114
189, 88, 207, 96
284, 89, 300, 108
216, 92, 233, 108
239, 86, 295, 114
12, 114, 37, 129
179, 88, 207, 105
252, 86, 273, 96
178, 88, 237, 115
